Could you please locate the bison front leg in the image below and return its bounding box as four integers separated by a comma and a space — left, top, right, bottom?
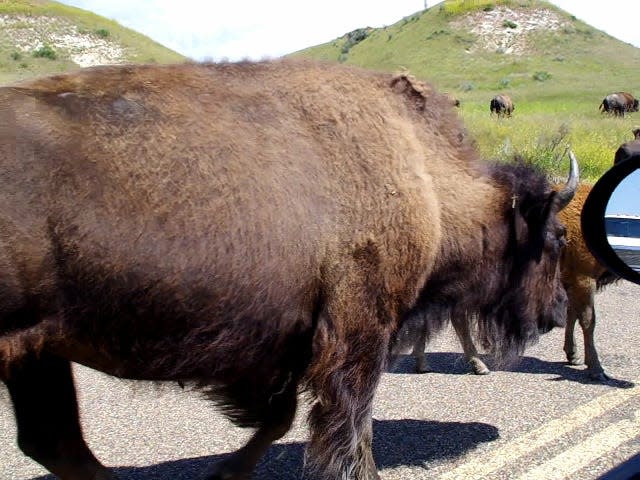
5, 352, 115, 480
452, 314, 490, 375
564, 282, 608, 381
577, 291, 608, 382
563, 302, 580, 366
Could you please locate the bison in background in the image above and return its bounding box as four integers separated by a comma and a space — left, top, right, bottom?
560, 183, 618, 381
0, 60, 576, 480
408, 181, 619, 381
490, 94, 514, 117
614, 128, 640, 164
599, 92, 639, 117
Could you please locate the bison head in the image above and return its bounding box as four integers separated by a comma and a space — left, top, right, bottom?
478, 152, 578, 361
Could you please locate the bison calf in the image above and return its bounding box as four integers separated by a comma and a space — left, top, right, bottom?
0, 60, 575, 480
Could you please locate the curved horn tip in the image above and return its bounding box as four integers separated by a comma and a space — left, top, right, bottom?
556, 150, 579, 211
567, 150, 580, 182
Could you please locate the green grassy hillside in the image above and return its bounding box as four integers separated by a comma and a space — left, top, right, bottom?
0, 0, 185, 85
293, 0, 640, 181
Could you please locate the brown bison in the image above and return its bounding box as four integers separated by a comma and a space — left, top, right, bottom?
490, 94, 514, 117
560, 183, 618, 381
408, 181, 618, 381
599, 92, 639, 117
614, 128, 640, 164
0, 60, 576, 480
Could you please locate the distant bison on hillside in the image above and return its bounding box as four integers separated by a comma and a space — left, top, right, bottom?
490, 94, 514, 117
599, 92, 639, 117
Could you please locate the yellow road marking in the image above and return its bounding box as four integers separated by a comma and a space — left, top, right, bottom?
437, 384, 639, 480
516, 410, 640, 480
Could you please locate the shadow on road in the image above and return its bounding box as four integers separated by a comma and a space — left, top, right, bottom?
507, 355, 635, 388
390, 353, 635, 388
30, 418, 499, 480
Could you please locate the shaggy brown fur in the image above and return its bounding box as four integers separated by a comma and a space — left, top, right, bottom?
0, 60, 574, 480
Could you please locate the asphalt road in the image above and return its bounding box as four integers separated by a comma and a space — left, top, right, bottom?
2, 281, 640, 480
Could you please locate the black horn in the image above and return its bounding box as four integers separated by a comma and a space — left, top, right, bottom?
556, 150, 579, 211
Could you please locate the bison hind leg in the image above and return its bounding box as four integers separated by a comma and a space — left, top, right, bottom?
203, 373, 300, 480
5, 352, 116, 480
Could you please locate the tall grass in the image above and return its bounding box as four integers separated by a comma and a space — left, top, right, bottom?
460, 104, 637, 182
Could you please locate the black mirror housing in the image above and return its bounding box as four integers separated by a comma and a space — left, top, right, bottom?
581, 155, 640, 285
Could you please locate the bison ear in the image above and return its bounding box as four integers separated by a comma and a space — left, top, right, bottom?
390, 73, 431, 112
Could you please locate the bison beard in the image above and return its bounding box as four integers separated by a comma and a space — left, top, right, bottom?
0, 60, 575, 480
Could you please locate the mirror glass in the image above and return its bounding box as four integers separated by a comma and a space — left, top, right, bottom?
605, 170, 640, 274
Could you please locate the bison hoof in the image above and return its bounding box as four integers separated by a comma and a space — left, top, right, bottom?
566, 355, 582, 366
470, 360, 490, 375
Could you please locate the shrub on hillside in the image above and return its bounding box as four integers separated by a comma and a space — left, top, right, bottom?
341, 28, 369, 54
32, 45, 57, 60
459, 81, 475, 91
94, 28, 110, 38
532, 71, 552, 82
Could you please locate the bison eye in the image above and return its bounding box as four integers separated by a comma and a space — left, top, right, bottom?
552, 225, 567, 248
545, 228, 565, 252
558, 236, 567, 248
558, 225, 567, 238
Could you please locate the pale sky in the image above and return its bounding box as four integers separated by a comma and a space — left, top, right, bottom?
607, 171, 640, 217
61, 1, 640, 61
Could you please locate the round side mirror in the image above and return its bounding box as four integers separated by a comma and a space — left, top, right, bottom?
581, 155, 640, 285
